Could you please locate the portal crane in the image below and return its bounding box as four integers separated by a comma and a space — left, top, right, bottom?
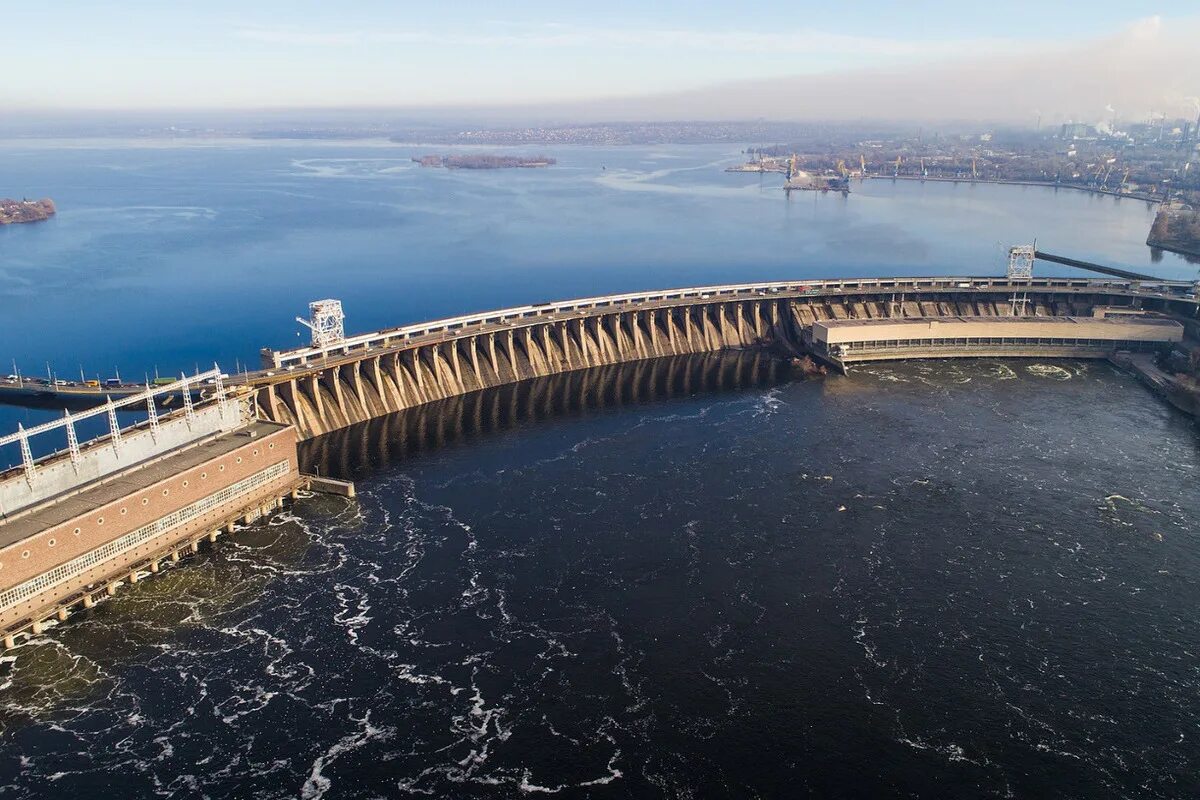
1100, 164, 1115, 190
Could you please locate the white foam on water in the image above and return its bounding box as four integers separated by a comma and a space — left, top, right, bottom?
300, 712, 394, 800
1026, 364, 1073, 380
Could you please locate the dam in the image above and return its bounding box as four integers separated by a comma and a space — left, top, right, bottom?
245, 273, 1198, 439
1, 268, 1197, 643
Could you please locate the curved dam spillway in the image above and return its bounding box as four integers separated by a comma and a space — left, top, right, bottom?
247, 276, 1198, 440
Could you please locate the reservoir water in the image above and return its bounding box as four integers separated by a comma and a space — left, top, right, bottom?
0, 142, 1198, 797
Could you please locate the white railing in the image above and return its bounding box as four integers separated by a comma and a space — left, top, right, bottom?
0, 368, 222, 449
0, 369, 246, 519
267, 275, 1196, 369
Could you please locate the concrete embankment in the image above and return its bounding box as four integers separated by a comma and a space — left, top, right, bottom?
869, 175, 1160, 202
1109, 352, 1199, 417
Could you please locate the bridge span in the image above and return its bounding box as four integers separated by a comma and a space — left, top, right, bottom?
244, 275, 1199, 440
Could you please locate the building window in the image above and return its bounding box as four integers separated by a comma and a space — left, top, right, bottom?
236, 457, 243, 464
219, 464, 226, 472
142, 498, 150, 506
120, 508, 128, 515
201, 472, 207, 480
47, 538, 57, 548
73, 527, 81, 536
182, 480, 189, 488
269, 443, 275, 450
97, 517, 104, 525
252, 449, 259, 456
0, 460, 292, 611
162, 489, 170, 497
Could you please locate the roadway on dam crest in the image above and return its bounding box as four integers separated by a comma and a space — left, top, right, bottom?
240, 275, 1199, 440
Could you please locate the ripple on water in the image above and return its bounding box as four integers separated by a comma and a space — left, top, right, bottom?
1, 359, 1198, 798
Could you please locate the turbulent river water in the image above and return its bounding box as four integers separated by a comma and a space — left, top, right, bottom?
1, 355, 1198, 798
1, 142, 1199, 798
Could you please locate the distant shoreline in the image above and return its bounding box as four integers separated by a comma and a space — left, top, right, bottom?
864, 175, 1161, 203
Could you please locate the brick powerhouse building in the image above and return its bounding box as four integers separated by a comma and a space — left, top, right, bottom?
0, 405, 302, 644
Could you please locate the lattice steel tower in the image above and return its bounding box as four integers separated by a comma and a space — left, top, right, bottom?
1006, 245, 1035, 316
1007, 245, 1035, 279
297, 299, 346, 350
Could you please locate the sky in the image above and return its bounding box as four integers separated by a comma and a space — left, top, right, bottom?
3, 1, 1199, 122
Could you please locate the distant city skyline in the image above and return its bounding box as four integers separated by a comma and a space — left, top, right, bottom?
3, 2, 1199, 122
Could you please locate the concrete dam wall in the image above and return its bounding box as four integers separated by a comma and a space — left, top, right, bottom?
257, 300, 787, 439
249, 278, 1197, 440
298, 351, 789, 476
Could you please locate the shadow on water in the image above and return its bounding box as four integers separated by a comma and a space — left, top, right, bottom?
300, 350, 795, 479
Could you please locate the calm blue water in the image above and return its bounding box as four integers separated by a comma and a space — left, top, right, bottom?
1, 140, 1193, 374
2, 142, 1200, 799
1, 140, 1193, 453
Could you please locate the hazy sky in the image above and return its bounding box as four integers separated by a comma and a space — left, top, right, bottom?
4, 1, 1198, 119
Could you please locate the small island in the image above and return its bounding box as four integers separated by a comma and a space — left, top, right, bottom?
1147, 201, 1200, 258
0, 198, 56, 225
413, 154, 555, 170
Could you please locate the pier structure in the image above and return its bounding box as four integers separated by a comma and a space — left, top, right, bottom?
246, 275, 1198, 439
0, 373, 303, 644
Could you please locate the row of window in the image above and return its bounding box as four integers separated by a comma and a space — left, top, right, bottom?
0, 459, 291, 610
831, 337, 1165, 352
33, 443, 278, 544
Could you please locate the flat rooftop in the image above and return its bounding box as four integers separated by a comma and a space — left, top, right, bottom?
812, 315, 1185, 348
0, 421, 288, 550
813, 316, 1183, 329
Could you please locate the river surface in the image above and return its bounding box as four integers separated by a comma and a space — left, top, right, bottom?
0, 139, 1195, 441
1, 143, 1199, 798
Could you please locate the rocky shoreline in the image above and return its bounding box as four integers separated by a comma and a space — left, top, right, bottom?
1146, 201, 1200, 258
413, 154, 555, 170
0, 198, 56, 225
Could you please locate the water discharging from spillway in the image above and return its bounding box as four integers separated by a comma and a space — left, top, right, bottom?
3, 356, 1199, 798
299, 351, 793, 478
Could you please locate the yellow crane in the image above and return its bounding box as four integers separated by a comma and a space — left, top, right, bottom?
860, 154, 867, 175
835, 159, 849, 179
971, 157, 978, 180
919, 157, 926, 178
894, 155, 902, 177
787, 153, 799, 181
